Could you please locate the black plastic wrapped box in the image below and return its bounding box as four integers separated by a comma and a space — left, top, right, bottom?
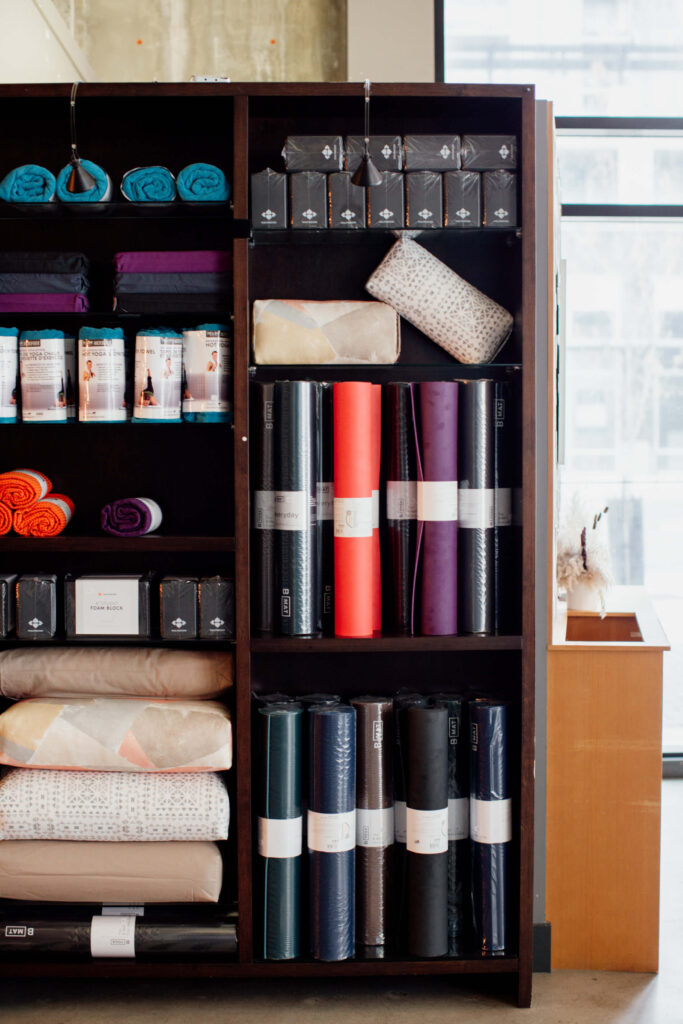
0, 573, 17, 637
290, 172, 327, 230
367, 172, 405, 229
251, 168, 288, 229
283, 136, 344, 172
444, 171, 482, 228
404, 135, 460, 171
199, 575, 235, 639
160, 576, 198, 640
406, 171, 443, 228
345, 136, 403, 173
484, 171, 517, 228
461, 135, 517, 170
329, 172, 366, 229
16, 574, 57, 640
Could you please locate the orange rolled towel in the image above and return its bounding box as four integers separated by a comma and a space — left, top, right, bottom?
13, 493, 74, 537
0, 501, 11, 535
0, 469, 52, 510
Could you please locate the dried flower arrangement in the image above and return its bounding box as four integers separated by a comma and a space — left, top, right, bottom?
556, 495, 613, 614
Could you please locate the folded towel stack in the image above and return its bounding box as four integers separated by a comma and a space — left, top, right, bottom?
0, 251, 90, 313
0, 468, 74, 537
113, 249, 232, 314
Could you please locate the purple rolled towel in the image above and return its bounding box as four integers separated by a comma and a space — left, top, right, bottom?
101, 497, 163, 537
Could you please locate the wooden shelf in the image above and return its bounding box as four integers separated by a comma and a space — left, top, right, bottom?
251, 634, 522, 653
0, 535, 235, 553
0, 202, 233, 221
250, 227, 521, 245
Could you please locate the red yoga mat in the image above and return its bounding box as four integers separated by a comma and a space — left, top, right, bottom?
334, 382, 375, 638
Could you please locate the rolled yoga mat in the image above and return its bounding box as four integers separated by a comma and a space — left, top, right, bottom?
333, 381, 375, 637
177, 163, 230, 202
182, 324, 232, 423
371, 384, 382, 634
432, 694, 470, 955
0, 327, 18, 424
0, 164, 56, 203
413, 381, 459, 635
0, 294, 89, 313
19, 330, 70, 424
0, 469, 51, 509
459, 379, 495, 635
308, 703, 356, 961
78, 327, 127, 423
351, 696, 393, 955
55, 160, 112, 203
121, 166, 177, 202
274, 380, 318, 635
252, 381, 276, 633
405, 703, 449, 958
257, 701, 303, 960
101, 497, 163, 537
493, 379, 518, 634
392, 691, 428, 944
13, 493, 74, 537
316, 382, 334, 634
470, 699, 511, 955
385, 382, 418, 634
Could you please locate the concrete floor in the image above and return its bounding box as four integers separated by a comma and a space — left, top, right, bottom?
4, 780, 682, 1024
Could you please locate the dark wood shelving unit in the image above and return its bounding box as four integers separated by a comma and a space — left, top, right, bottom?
0, 82, 536, 1008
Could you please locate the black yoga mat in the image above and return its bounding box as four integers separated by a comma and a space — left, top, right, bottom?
317, 382, 334, 634
470, 698, 511, 955
0, 271, 89, 294
252, 381, 276, 633
257, 701, 303, 960
274, 380, 318, 635
384, 382, 417, 634
432, 694, 470, 955
351, 696, 394, 954
405, 704, 448, 958
459, 379, 495, 635
308, 703, 356, 961
114, 293, 231, 313
114, 272, 231, 295
494, 378, 520, 634
392, 691, 428, 946
0, 252, 89, 274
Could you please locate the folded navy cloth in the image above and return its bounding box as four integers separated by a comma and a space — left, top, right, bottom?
0, 165, 56, 203
114, 293, 230, 314
0, 294, 89, 312
0, 272, 89, 295
121, 166, 177, 202
177, 163, 230, 202
114, 272, 230, 295
114, 251, 231, 273
0, 252, 90, 274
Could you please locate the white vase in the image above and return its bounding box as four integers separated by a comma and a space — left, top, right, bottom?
566, 580, 601, 612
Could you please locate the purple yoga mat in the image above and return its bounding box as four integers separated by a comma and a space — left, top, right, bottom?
0, 293, 89, 312
101, 497, 163, 537
114, 250, 231, 273
412, 381, 459, 635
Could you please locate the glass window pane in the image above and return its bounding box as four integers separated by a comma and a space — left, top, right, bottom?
558, 136, 683, 205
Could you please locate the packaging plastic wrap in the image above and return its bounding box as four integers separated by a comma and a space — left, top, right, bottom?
0, 327, 18, 422
251, 168, 288, 229
258, 701, 303, 960
351, 696, 393, 953
345, 136, 402, 173
274, 381, 318, 635
458, 380, 495, 634
444, 171, 481, 228
252, 381, 276, 633
308, 703, 356, 961
484, 170, 517, 228
328, 172, 365, 229
385, 382, 417, 634
470, 699, 511, 954
19, 330, 69, 423
289, 171, 326, 229
367, 172, 404, 229
406, 171, 443, 228
461, 135, 517, 170
493, 380, 516, 634
283, 136, 344, 172
78, 327, 128, 423
404, 135, 460, 171
182, 324, 232, 423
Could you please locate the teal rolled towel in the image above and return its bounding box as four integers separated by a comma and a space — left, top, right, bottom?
56, 159, 112, 203
121, 166, 177, 202
177, 163, 230, 202
0, 165, 56, 203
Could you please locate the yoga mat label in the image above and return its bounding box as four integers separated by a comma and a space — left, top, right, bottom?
386, 480, 417, 521
406, 807, 448, 854
417, 480, 459, 522
333, 497, 373, 538
307, 809, 356, 853
133, 333, 183, 421
0, 335, 17, 421
448, 797, 469, 840
495, 487, 512, 527
356, 806, 394, 848
394, 800, 407, 843
19, 335, 67, 422
258, 815, 303, 858
372, 489, 380, 529
90, 915, 136, 958
316, 481, 334, 521
182, 327, 232, 417
101, 906, 144, 916
458, 487, 495, 529
79, 336, 128, 422
75, 578, 140, 636
274, 490, 308, 531
254, 490, 276, 530
470, 797, 512, 844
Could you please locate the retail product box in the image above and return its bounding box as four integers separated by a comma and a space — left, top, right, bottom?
251, 168, 288, 229
404, 134, 460, 171
461, 135, 517, 170
289, 172, 327, 229
282, 136, 344, 172
406, 170, 443, 228
329, 171, 366, 229
199, 576, 235, 639
0, 573, 18, 637
345, 135, 403, 173
160, 576, 198, 640
65, 573, 152, 638
16, 574, 57, 640
484, 171, 517, 228
444, 170, 482, 227
367, 171, 405, 229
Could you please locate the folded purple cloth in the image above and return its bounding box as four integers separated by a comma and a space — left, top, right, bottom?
0, 293, 89, 312
101, 497, 163, 537
114, 250, 231, 274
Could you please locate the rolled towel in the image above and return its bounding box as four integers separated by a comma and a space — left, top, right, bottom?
13, 493, 74, 537
177, 163, 230, 202
121, 166, 177, 203
0, 469, 52, 509
0, 294, 89, 313
101, 497, 163, 537
55, 159, 112, 203
0, 502, 11, 536
0, 164, 56, 203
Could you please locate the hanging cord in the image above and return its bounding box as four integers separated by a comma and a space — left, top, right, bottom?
70, 81, 80, 164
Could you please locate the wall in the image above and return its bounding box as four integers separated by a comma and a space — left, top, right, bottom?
0, 0, 94, 81
347, 0, 435, 81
